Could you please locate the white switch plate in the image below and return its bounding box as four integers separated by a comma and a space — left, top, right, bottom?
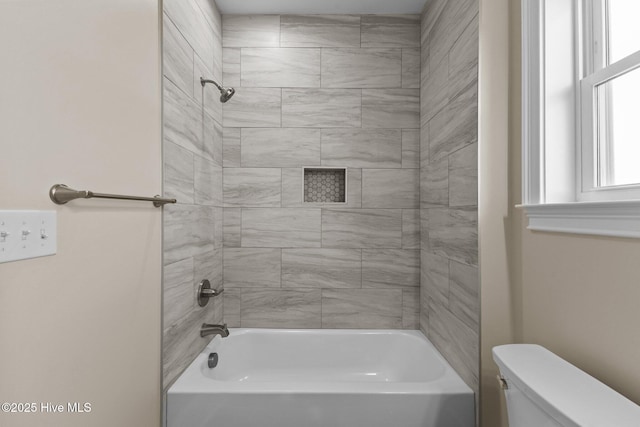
0, 210, 57, 264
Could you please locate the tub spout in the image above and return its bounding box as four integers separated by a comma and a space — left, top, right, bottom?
201, 323, 229, 338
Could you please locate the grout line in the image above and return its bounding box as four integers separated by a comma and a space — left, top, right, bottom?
279, 248, 283, 288
400, 48, 404, 89
280, 88, 283, 128
359, 248, 363, 289
319, 47, 323, 88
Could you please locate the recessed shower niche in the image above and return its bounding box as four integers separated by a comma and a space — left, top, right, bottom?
303, 168, 347, 204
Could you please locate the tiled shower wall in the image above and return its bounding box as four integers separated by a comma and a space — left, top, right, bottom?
419, 0, 480, 393
162, 0, 224, 389
220, 15, 422, 329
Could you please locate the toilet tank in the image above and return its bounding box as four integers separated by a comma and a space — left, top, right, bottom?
493, 344, 640, 427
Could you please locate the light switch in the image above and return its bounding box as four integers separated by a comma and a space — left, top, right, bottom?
0, 211, 57, 264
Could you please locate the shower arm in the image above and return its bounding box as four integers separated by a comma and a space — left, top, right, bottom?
200, 77, 223, 90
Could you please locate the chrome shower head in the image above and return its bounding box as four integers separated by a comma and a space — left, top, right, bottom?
200, 77, 235, 103
219, 87, 235, 103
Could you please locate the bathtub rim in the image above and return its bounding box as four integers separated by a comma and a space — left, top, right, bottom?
168, 328, 473, 396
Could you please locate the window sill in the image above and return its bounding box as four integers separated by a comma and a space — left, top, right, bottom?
519, 200, 640, 238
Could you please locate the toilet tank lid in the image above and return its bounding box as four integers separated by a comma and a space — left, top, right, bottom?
493, 344, 640, 427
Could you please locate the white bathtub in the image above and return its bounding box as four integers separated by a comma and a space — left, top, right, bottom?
166, 329, 474, 427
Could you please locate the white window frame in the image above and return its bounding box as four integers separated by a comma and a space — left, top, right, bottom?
521, 0, 640, 238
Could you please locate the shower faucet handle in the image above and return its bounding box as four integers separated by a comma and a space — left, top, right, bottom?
197, 279, 223, 307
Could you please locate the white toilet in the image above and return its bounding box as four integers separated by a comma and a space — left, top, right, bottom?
493, 344, 640, 426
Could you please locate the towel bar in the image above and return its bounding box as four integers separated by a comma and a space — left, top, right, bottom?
49, 184, 176, 208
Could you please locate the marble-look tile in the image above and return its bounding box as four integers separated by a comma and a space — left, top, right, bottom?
223, 248, 281, 288
420, 209, 430, 251
194, 155, 222, 206
241, 289, 322, 328
210, 286, 225, 325
242, 208, 322, 247
448, 15, 478, 103
163, 78, 203, 157
361, 15, 420, 48
422, 0, 447, 42
163, 258, 195, 331
163, 140, 194, 203
420, 157, 448, 208
321, 129, 402, 168
241, 128, 321, 167
402, 288, 420, 329
222, 127, 240, 167
164, 204, 216, 265
402, 129, 420, 168
282, 89, 361, 128
362, 169, 419, 208
428, 89, 478, 162
419, 252, 431, 335
362, 249, 420, 288
201, 94, 221, 132
427, 207, 478, 266
421, 251, 449, 305
207, 292, 225, 334
281, 168, 305, 208
449, 260, 479, 332
222, 15, 280, 47
163, 10, 224, 382
164, 0, 214, 67
282, 249, 362, 288
321, 289, 403, 329
223, 208, 241, 247
449, 142, 478, 207
428, 301, 479, 391
282, 168, 362, 208
203, 113, 223, 165
193, 0, 222, 39
401, 48, 420, 88
223, 88, 281, 128
163, 14, 194, 97
402, 209, 420, 249
420, 309, 429, 337
213, 24, 223, 85
223, 288, 241, 327
194, 54, 220, 121
362, 89, 420, 129
212, 206, 224, 249
321, 49, 401, 88
420, 42, 429, 92
420, 35, 431, 83
420, 122, 430, 168
428, 0, 478, 69
242, 48, 321, 88
163, 303, 219, 390
223, 168, 281, 207
421, 78, 429, 132
280, 15, 361, 47
321, 209, 402, 248
194, 248, 223, 288
222, 48, 240, 87
423, 55, 448, 123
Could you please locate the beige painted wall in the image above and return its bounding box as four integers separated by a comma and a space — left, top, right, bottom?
480, 0, 640, 425
0, 1, 162, 426
520, 228, 640, 405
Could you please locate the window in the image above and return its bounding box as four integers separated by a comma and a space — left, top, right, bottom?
521, 0, 640, 237
580, 0, 640, 200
